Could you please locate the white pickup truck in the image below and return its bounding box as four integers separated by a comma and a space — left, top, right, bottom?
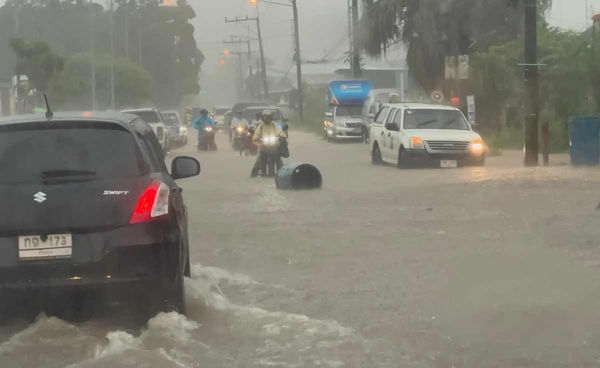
369, 103, 486, 168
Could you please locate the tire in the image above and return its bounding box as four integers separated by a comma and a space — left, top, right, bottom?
154, 274, 186, 315
473, 155, 486, 167
372, 143, 383, 165
397, 147, 410, 169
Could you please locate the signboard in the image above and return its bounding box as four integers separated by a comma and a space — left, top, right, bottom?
466, 95, 476, 125
328, 80, 373, 106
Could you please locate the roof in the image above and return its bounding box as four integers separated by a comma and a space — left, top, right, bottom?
383, 102, 459, 111
0, 111, 149, 133
121, 107, 158, 113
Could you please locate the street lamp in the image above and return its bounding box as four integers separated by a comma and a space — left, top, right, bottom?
250, 0, 304, 122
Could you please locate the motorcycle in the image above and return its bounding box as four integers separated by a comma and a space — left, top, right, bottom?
258, 134, 288, 177
240, 126, 258, 156
198, 126, 218, 151
231, 125, 247, 151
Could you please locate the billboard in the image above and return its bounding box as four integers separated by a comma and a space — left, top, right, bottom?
328, 80, 373, 106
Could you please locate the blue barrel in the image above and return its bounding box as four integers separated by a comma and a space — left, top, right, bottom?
276, 163, 322, 190
569, 117, 600, 166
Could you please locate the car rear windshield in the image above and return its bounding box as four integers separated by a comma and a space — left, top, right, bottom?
403, 109, 470, 130
125, 110, 160, 123
214, 108, 228, 115
244, 109, 282, 121
0, 121, 145, 184
336, 106, 363, 117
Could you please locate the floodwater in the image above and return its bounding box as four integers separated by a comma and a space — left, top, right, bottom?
1, 132, 600, 367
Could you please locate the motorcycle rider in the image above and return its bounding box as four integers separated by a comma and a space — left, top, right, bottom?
250, 109, 287, 177
192, 108, 216, 150
231, 111, 249, 131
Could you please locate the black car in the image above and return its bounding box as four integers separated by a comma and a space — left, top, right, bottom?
0, 112, 200, 316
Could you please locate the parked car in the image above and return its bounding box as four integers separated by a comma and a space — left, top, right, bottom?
162, 110, 188, 148
0, 111, 200, 317
370, 103, 486, 168
121, 108, 169, 153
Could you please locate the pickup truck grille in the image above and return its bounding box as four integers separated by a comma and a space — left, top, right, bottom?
345, 122, 362, 128
426, 140, 469, 152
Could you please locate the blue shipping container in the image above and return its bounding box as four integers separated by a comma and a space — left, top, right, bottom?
569, 117, 600, 166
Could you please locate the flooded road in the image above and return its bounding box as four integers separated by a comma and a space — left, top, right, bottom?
2, 131, 600, 367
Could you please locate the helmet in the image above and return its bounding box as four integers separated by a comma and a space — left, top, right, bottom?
200, 108, 209, 115
262, 109, 274, 117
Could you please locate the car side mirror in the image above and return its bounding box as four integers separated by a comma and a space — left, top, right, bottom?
283, 123, 289, 132
325, 112, 333, 118
471, 122, 480, 130
171, 156, 201, 180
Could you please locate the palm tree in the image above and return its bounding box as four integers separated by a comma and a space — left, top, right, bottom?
361, 0, 552, 92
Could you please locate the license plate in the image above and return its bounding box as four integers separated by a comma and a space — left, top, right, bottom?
18, 234, 72, 260
440, 160, 458, 168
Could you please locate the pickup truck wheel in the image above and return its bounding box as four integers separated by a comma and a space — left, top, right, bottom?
397, 148, 410, 169
474, 155, 486, 167
372, 144, 383, 165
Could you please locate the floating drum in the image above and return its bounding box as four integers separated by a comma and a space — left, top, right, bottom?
276, 163, 322, 190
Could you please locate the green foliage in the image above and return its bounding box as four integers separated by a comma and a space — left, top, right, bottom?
50, 53, 154, 110
361, 0, 552, 92
10, 38, 64, 92
288, 85, 328, 135
473, 26, 598, 152
0, 0, 203, 108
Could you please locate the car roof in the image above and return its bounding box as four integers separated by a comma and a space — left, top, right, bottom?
0, 111, 152, 134
383, 103, 460, 111
121, 107, 159, 113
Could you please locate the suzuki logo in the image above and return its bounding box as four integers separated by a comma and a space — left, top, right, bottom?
33, 192, 47, 203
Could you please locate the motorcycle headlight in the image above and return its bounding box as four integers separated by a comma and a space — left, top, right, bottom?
263, 136, 277, 145
205, 127, 213, 132
236, 126, 244, 133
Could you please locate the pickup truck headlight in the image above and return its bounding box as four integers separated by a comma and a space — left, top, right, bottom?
410, 136, 424, 149
470, 138, 485, 154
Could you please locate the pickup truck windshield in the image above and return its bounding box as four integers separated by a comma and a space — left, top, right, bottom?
403, 109, 470, 130
336, 106, 363, 117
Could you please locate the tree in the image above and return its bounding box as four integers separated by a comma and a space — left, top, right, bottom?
10, 38, 64, 93
50, 53, 154, 110
360, 0, 553, 92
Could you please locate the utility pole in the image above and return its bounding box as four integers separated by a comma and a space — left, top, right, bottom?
291, 0, 304, 122
351, 0, 361, 78
523, 0, 539, 166
109, 0, 116, 110
225, 16, 269, 99
90, 2, 97, 111
224, 37, 253, 97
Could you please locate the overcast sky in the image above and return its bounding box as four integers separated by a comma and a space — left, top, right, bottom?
190, 0, 600, 73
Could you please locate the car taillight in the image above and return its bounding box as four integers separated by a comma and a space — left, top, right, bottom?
129, 181, 170, 224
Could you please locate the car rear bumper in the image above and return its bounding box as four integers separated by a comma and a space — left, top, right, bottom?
0, 222, 182, 290
403, 149, 485, 166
